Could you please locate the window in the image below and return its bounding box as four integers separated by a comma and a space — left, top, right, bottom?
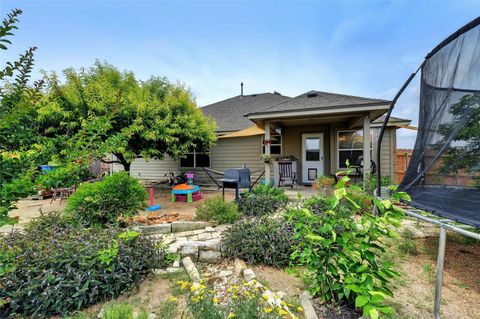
337, 130, 372, 168
262, 134, 282, 155
180, 148, 210, 168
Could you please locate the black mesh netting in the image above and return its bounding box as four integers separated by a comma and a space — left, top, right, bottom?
398, 17, 480, 227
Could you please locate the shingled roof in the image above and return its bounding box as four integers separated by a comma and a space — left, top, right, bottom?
246, 90, 391, 116
200, 92, 291, 132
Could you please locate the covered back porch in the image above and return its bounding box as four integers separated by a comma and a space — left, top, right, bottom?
242, 95, 392, 186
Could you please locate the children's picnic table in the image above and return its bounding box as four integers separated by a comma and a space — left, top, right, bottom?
171, 185, 200, 203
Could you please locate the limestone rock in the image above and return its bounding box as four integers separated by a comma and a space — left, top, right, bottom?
199, 250, 222, 263
243, 268, 256, 282
180, 245, 199, 261
234, 258, 247, 276
182, 256, 201, 282
172, 221, 208, 233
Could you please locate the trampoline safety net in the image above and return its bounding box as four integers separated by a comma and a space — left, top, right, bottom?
398, 17, 480, 228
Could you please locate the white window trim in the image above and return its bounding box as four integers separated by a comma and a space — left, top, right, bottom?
262, 134, 283, 156
179, 148, 211, 168
337, 130, 372, 169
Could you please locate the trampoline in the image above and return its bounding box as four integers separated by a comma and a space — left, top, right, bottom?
376, 16, 480, 319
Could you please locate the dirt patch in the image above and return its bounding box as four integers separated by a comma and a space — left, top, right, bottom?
79, 274, 182, 317
3, 188, 235, 230
388, 234, 480, 319
250, 265, 305, 297
139, 189, 235, 221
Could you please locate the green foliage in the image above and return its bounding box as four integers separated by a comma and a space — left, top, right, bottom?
303, 195, 352, 218
0, 9, 45, 227
194, 196, 240, 224
38, 61, 217, 171
238, 186, 288, 217
289, 171, 406, 319
158, 300, 177, 319
34, 163, 91, 189
0, 217, 166, 318
252, 184, 289, 202
436, 93, 480, 188
364, 174, 393, 195
222, 217, 296, 267
65, 172, 147, 227
101, 303, 149, 319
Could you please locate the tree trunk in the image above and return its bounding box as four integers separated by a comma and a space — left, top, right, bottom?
114, 153, 131, 172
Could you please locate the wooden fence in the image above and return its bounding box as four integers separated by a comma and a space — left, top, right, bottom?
395, 149, 475, 186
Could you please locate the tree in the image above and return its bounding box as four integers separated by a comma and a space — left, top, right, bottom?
38, 62, 217, 171
436, 93, 480, 188
0, 9, 44, 227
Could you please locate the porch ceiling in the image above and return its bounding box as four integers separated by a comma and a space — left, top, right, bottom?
251, 109, 386, 129
249, 105, 388, 129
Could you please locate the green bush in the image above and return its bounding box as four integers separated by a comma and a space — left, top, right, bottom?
222, 217, 295, 267
252, 184, 289, 202
195, 196, 240, 224
289, 173, 407, 319
65, 172, 147, 227
237, 185, 289, 216
238, 194, 287, 217
303, 195, 351, 218
0, 217, 165, 318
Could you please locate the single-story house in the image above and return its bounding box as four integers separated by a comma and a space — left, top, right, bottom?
118, 89, 411, 186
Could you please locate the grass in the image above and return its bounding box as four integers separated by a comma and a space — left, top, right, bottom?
158, 300, 178, 319
422, 263, 435, 284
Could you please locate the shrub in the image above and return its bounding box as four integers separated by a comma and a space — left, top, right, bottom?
238, 194, 288, 217
0, 217, 165, 318
222, 217, 295, 267
65, 172, 147, 227
252, 184, 289, 202
289, 173, 408, 319
303, 195, 351, 218
195, 196, 240, 224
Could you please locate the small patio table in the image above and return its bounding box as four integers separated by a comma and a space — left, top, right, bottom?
171, 185, 200, 203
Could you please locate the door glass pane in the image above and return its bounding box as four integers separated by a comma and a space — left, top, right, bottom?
305, 138, 320, 161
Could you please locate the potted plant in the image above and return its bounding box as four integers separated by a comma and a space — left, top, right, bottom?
260, 154, 271, 164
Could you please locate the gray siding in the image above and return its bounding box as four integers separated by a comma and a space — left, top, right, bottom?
129, 157, 179, 180
125, 136, 264, 184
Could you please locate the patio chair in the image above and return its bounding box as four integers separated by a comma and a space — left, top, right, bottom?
278, 161, 298, 189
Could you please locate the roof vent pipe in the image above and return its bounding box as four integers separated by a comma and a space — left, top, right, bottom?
241, 82, 244, 96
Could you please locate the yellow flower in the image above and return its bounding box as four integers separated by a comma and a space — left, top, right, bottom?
278, 309, 289, 315
263, 307, 273, 313
296, 306, 303, 312
262, 294, 269, 301
227, 313, 235, 318
169, 297, 177, 302
212, 297, 219, 303
281, 301, 287, 306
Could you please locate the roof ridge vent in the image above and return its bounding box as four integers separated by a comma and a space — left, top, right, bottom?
307, 92, 318, 98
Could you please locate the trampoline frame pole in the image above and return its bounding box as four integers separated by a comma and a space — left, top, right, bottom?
434, 226, 446, 319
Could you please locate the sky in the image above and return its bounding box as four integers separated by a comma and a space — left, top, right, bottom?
1, 0, 480, 148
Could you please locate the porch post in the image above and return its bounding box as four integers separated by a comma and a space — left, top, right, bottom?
264, 120, 271, 186
363, 114, 371, 182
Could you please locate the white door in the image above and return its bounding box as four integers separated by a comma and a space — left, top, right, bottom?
302, 133, 324, 184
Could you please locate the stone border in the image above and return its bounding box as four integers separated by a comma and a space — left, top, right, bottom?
299, 291, 318, 319
136, 221, 211, 235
